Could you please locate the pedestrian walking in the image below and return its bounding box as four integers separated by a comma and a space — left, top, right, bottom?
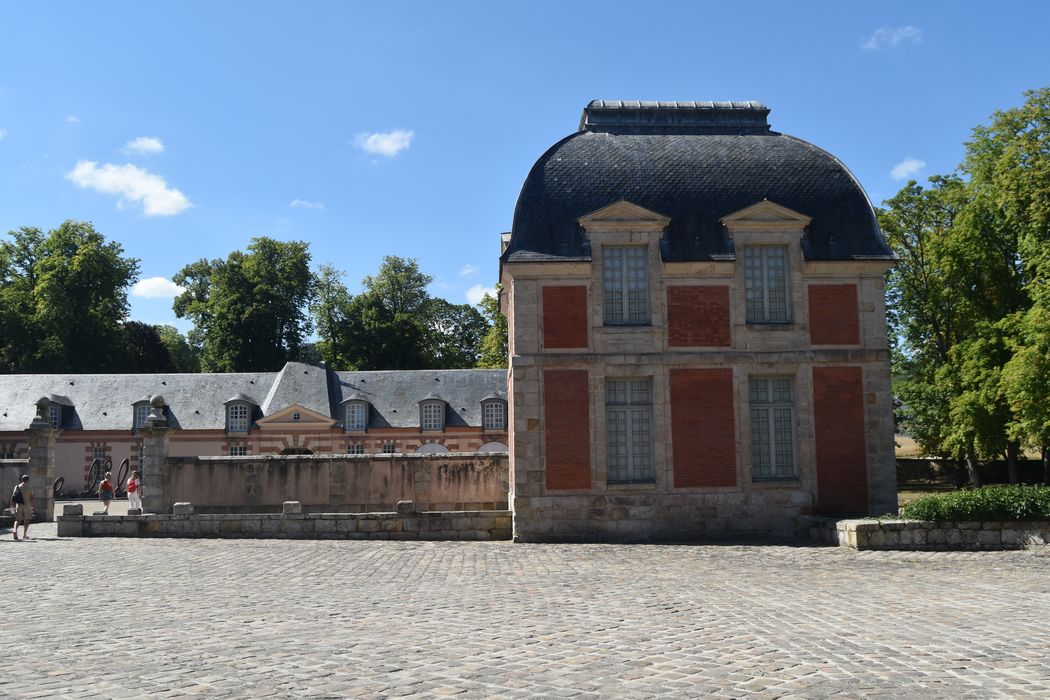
99, 471, 115, 514
10, 475, 33, 540
127, 470, 142, 511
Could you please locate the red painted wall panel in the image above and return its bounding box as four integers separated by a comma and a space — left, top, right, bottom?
543, 369, 591, 490
670, 368, 737, 488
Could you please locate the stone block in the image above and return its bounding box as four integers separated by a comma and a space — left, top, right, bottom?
126, 508, 142, 516
396, 500, 415, 514
357, 518, 380, 532
172, 502, 193, 515
63, 504, 84, 517
282, 501, 302, 515
958, 521, 980, 530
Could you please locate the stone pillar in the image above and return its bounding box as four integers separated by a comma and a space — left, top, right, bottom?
140, 395, 172, 515
25, 397, 57, 522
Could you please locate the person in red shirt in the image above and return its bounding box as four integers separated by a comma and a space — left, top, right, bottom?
99, 472, 114, 514
126, 471, 142, 511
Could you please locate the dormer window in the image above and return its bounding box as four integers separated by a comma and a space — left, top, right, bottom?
482, 399, 507, 430
133, 401, 149, 430
420, 399, 445, 431
228, 403, 250, 432
344, 402, 368, 432
603, 246, 650, 325
48, 403, 62, 429
744, 246, 789, 323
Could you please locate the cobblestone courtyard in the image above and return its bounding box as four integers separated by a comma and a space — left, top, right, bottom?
3, 524, 1050, 698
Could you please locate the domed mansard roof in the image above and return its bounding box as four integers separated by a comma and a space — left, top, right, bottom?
502, 100, 893, 263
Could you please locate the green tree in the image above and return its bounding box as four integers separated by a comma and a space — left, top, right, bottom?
156, 325, 200, 373
312, 256, 493, 370
173, 238, 315, 371
0, 221, 139, 372
476, 286, 508, 369
122, 321, 176, 372
426, 298, 489, 368
883, 88, 1050, 484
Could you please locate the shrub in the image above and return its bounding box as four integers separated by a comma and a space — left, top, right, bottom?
901, 485, 1050, 522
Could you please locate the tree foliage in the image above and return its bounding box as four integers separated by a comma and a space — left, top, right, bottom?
0, 221, 139, 372
173, 237, 315, 372
884, 88, 1050, 483
313, 256, 495, 370
477, 285, 508, 369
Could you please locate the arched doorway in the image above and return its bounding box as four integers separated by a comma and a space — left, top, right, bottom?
280, 447, 313, 455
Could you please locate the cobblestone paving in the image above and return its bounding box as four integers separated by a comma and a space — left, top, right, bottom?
3, 523, 1050, 698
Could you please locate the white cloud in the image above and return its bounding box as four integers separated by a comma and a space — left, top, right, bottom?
66, 161, 192, 216
863, 26, 922, 50
132, 277, 186, 299
459, 264, 479, 278
466, 284, 497, 305
289, 198, 325, 210
354, 129, 414, 157
0, 127, 6, 140
890, 157, 926, 180
123, 136, 165, 154
65, 115, 81, 124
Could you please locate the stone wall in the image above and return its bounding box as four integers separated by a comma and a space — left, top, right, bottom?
154, 452, 508, 514
831, 519, 1050, 550
57, 503, 511, 541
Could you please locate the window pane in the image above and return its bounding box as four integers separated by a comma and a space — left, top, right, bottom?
345, 403, 366, 431
228, 404, 249, 432
750, 375, 795, 479
766, 248, 788, 322
603, 248, 625, 325
604, 246, 648, 324
606, 407, 629, 482
625, 248, 649, 323
773, 407, 794, 476
483, 402, 505, 429
744, 247, 789, 323
422, 402, 444, 430
750, 407, 771, 477
606, 378, 653, 482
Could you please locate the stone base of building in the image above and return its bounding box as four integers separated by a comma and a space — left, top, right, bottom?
512, 492, 816, 543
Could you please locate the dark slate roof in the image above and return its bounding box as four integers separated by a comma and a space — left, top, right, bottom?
0, 371, 280, 431
332, 370, 507, 429
0, 364, 509, 432
502, 101, 892, 263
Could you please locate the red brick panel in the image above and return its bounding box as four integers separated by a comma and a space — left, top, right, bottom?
670, 368, 737, 488
543, 369, 591, 490
667, 286, 731, 347
808, 284, 860, 345
542, 286, 588, 349
813, 366, 868, 515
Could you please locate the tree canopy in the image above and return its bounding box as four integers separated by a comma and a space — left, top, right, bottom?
173, 237, 315, 372
0, 221, 139, 372
883, 87, 1050, 483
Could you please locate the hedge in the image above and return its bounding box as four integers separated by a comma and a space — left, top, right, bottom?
900, 485, 1050, 522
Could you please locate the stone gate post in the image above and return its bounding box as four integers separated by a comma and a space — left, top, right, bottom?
25, 397, 57, 522
140, 395, 172, 514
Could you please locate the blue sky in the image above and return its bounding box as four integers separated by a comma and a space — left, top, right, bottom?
1, 2, 1048, 332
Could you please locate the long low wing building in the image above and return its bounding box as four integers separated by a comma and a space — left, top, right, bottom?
0, 363, 508, 495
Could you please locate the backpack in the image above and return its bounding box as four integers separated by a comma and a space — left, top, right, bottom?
11, 484, 23, 505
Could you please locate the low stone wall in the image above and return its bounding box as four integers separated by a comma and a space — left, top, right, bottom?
833, 519, 1050, 550
57, 503, 512, 541
154, 452, 508, 515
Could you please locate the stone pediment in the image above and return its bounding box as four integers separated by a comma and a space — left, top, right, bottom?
578, 200, 671, 232
256, 404, 336, 430
720, 200, 812, 230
